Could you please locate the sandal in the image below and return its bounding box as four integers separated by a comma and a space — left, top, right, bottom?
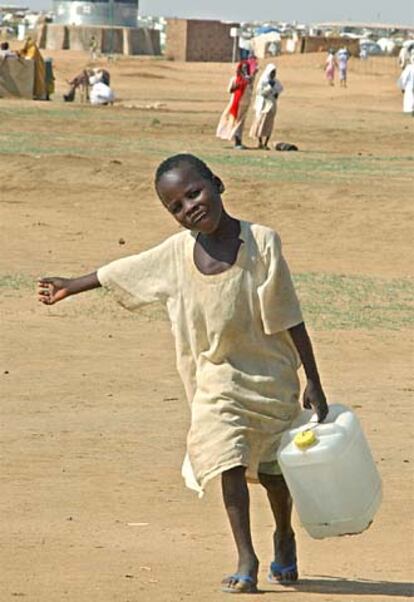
268, 560, 298, 584
221, 573, 258, 594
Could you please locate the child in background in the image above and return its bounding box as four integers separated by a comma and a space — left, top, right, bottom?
337, 48, 349, 88
38, 153, 328, 594
325, 49, 337, 86
89, 35, 98, 61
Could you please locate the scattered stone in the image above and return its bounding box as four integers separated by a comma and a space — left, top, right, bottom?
118, 237, 126, 245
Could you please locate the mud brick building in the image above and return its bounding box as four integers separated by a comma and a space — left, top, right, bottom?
166, 18, 238, 62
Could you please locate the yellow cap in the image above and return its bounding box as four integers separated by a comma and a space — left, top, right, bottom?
294, 429, 317, 450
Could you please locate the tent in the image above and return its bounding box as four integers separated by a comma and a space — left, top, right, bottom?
251, 31, 281, 58
0, 57, 34, 98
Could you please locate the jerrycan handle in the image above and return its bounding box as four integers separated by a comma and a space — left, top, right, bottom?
294, 409, 340, 450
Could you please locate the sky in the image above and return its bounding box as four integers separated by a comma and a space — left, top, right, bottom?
12, 0, 414, 26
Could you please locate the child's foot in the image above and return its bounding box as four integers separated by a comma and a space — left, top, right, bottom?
268, 530, 298, 585
221, 574, 258, 593
221, 556, 259, 593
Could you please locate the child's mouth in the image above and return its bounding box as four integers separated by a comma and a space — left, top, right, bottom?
192, 210, 208, 225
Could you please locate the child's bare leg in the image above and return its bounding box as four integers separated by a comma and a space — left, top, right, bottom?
221, 466, 259, 590
258, 473, 298, 583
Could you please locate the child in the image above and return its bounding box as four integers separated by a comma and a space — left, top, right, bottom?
325, 49, 337, 86
89, 35, 98, 61
337, 48, 349, 88
37, 154, 328, 594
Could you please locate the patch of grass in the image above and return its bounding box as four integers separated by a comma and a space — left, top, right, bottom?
2, 272, 412, 330
204, 151, 413, 183
294, 273, 414, 330
0, 274, 33, 291
0, 106, 136, 122
0, 130, 162, 157
0, 106, 412, 184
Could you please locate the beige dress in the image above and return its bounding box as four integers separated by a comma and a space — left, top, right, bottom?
97, 221, 303, 494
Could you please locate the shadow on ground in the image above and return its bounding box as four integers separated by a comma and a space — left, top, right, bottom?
259, 575, 413, 597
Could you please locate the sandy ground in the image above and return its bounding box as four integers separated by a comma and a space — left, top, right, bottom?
1, 49, 413, 601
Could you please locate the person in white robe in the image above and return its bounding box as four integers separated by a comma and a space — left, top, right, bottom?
397, 55, 414, 114
249, 63, 283, 149
89, 69, 114, 106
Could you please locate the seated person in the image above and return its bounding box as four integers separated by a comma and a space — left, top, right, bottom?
89, 69, 114, 105
0, 42, 17, 58
63, 68, 113, 104
63, 69, 90, 102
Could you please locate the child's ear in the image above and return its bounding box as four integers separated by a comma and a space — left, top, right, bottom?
213, 176, 225, 194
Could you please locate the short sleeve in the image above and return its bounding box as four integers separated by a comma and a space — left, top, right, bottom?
257, 232, 303, 334
97, 236, 177, 310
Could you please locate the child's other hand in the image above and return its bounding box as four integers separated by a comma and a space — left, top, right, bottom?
37, 277, 72, 305
303, 380, 328, 423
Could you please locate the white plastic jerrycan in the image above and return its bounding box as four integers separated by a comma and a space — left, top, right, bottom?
277, 404, 382, 539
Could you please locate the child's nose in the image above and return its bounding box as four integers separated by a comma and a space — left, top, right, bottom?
184, 199, 198, 216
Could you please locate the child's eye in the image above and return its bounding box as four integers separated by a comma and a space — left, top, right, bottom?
187, 189, 201, 200
170, 203, 182, 214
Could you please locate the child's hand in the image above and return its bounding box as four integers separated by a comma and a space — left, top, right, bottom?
37, 277, 72, 305
303, 380, 328, 423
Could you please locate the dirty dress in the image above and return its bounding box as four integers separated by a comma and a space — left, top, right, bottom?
97, 221, 303, 494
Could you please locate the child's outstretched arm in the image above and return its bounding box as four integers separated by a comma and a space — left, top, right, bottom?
288, 322, 328, 423
37, 272, 100, 305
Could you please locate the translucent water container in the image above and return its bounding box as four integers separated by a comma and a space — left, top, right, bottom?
277, 404, 382, 539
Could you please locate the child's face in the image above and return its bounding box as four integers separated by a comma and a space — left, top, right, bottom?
156, 164, 224, 234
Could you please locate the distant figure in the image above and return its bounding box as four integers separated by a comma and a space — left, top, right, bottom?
249, 63, 283, 150
247, 52, 259, 80
17, 38, 47, 99
398, 55, 414, 114
325, 49, 337, 86
44, 57, 55, 101
63, 68, 112, 104
89, 68, 114, 105
63, 69, 90, 102
89, 35, 98, 61
337, 48, 349, 87
398, 43, 414, 70
0, 42, 16, 58
216, 60, 253, 149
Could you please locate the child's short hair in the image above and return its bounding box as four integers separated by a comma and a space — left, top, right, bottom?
155, 154, 215, 188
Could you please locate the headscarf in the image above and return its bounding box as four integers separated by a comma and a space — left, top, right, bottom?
256, 63, 277, 91
247, 53, 259, 77
229, 60, 251, 119
19, 37, 46, 98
